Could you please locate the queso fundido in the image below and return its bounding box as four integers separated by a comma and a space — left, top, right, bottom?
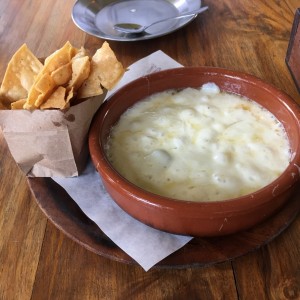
105, 83, 291, 202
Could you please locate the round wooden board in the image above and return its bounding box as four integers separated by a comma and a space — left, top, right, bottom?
28, 178, 300, 269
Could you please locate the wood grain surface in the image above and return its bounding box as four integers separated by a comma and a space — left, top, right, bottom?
0, 0, 299, 299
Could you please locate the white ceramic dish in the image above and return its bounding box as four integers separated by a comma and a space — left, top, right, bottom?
72, 0, 203, 41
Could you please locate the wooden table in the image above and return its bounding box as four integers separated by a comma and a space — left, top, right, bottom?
1, 0, 299, 299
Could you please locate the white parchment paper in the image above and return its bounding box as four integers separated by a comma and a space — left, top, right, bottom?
53, 51, 193, 271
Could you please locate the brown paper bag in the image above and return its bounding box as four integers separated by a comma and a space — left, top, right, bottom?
0, 95, 104, 177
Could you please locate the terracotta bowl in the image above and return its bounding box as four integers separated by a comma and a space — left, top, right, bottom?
89, 67, 300, 237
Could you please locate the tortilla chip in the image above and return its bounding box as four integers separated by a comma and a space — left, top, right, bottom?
73, 46, 89, 59
33, 73, 57, 107
77, 74, 103, 99
51, 62, 72, 86
25, 41, 77, 108
63, 87, 74, 109
0, 44, 43, 103
1, 41, 124, 110
34, 73, 56, 94
40, 86, 67, 109
77, 42, 124, 99
43, 41, 77, 71
93, 41, 124, 90
11, 98, 26, 110
23, 88, 40, 109
67, 56, 90, 92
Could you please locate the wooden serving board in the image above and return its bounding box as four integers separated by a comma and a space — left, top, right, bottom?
27, 177, 300, 269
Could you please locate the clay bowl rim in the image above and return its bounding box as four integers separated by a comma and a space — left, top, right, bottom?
89, 66, 300, 215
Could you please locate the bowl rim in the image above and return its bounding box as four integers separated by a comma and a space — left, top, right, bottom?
89, 66, 300, 212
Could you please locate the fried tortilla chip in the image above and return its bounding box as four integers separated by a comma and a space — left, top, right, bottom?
43, 41, 77, 70
40, 86, 67, 109
67, 55, 90, 92
1, 41, 124, 110
0, 44, 43, 103
33, 73, 57, 107
11, 98, 26, 110
93, 41, 124, 90
24, 41, 77, 109
63, 87, 74, 109
34, 73, 56, 94
77, 42, 124, 99
51, 62, 72, 86
72, 46, 89, 59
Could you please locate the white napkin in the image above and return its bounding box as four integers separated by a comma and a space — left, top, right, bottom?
53, 51, 193, 271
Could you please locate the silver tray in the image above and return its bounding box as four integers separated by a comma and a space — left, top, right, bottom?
72, 0, 202, 41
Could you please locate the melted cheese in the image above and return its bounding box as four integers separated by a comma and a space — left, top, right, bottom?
105, 83, 291, 202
